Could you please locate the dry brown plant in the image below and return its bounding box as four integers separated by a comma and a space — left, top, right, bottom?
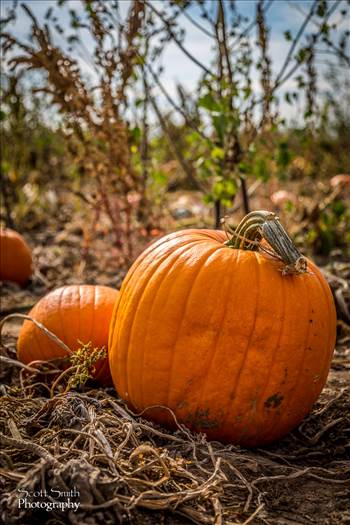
2, 1, 148, 260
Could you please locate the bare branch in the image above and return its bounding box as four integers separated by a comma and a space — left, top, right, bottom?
274, 0, 318, 87
231, 0, 274, 50
218, 0, 234, 87
274, 0, 343, 91
148, 90, 207, 193
145, 1, 214, 77
181, 7, 215, 39
289, 0, 350, 66
145, 61, 204, 137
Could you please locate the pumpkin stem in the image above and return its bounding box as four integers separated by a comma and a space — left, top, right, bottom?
224, 210, 307, 275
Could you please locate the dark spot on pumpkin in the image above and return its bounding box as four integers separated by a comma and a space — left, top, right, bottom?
309, 319, 313, 323
265, 393, 284, 409
239, 426, 249, 439
282, 368, 288, 384
186, 408, 220, 429
199, 419, 220, 429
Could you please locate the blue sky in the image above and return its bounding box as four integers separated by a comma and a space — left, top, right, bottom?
1, 0, 349, 123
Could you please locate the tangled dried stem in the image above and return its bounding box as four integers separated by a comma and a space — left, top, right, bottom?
0, 329, 349, 524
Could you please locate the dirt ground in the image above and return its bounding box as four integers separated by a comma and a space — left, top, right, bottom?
0, 209, 349, 525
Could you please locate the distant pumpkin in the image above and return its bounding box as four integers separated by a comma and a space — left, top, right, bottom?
0, 228, 33, 285
270, 190, 297, 208
18, 285, 119, 384
330, 174, 350, 188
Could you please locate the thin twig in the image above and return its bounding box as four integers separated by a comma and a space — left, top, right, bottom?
0, 313, 72, 355
146, 1, 214, 77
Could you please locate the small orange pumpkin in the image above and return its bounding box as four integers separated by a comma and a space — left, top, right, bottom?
0, 228, 33, 285
109, 213, 336, 446
18, 284, 119, 384
330, 174, 350, 188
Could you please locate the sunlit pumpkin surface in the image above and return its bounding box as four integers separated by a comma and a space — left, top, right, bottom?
18, 284, 119, 385
109, 229, 336, 447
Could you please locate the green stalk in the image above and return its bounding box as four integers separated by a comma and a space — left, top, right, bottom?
225, 210, 307, 275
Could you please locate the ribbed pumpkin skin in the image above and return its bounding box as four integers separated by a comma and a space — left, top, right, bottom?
0, 228, 32, 285
18, 285, 119, 385
109, 229, 336, 446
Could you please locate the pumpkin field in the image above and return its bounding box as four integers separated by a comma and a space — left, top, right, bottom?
0, 1, 349, 524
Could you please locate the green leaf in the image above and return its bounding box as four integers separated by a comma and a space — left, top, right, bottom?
152, 170, 167, 185
45, 7, 53, 20
316, 1, 327, 17
238, 161, 249, 174
211, 147, 224, 160
254, 158, 269, 182
276, 141, 291, 168
212, 114, 227, 142
203, 194, 214, 204
295, 75, 305, 88
284, 92, 291, 104
331, 200, 346, 217
213, 181, 224, 200
67, 35, 79, 44
243, 85, 252, 99
1, 161, 10, 173
212, 178, 237, 203
296, 48, 307, 63
225, 179, 237, 197
320, 23, 329, 36
186, 131, 202, 145
130, 126, 141, 142
198, 93, 220, 112
285, 201, 294, 212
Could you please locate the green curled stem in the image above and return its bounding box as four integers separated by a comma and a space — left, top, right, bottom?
224, 210, 307, 275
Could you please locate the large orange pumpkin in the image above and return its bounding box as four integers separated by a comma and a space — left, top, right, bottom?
109, 214, 336, 446
18, 284, 119, 384
0, 228, 33, 285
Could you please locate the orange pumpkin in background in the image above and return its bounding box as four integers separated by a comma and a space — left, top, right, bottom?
109, 218, 336, 446
330, 174, 350, 188
18, 284, 119, 385
0, 228, 33, 285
